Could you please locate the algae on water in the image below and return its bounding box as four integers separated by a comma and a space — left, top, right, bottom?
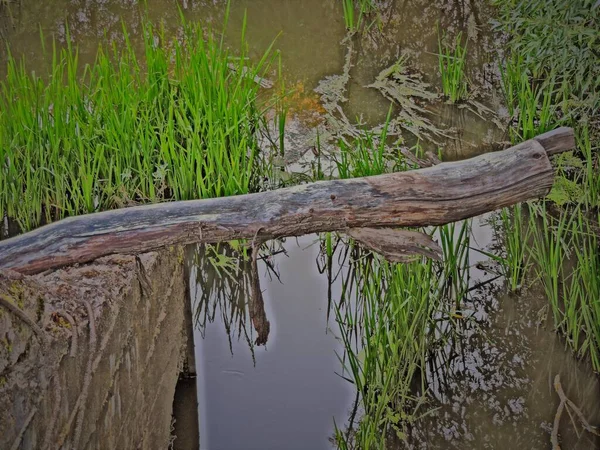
367, 57, 449, 143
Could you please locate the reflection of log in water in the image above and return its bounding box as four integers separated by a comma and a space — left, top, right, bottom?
191, 242, 274, 350
250, 243, 270, 346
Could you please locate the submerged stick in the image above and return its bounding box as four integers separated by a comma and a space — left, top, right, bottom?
552, 373, 600, 449
0, 128, 575, 275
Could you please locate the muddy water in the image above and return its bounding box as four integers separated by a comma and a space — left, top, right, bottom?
1, 0, 503, 162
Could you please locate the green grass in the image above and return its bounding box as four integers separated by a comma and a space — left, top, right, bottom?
499, 205, 533, 292
335, 121, 390, 179
437, 220, 471, 309
437, 31, 468, 103
333, 250, 440, 449
0, 12, 274, 233
334, 108, 412, 179
528, 203, 576, 326
494, 0, 600, 373
494, 0, 599, 190
493, 0, 600, 122
342, 0, 377, 33
571, 211, 600, 371
500, 53, 557, 143
579, 125, 600, 207
476, 205, 534, 293
528, 204, 600, 372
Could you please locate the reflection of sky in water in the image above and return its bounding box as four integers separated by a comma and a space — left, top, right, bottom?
191, 235, 354, 450
411, 216, 600, 449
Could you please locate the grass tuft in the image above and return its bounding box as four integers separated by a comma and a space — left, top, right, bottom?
342, 0, 377, 33
437, 30, 468, 103
0, 14, 274, 233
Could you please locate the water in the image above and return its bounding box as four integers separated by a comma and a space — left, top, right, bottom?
188, 236, 354, 450
184, 224, 600, 450
2, 1, 599, 449
1, 0, 503, 161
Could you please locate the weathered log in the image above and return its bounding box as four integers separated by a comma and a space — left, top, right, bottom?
534, 127, 575, 156
0, 128, 574, 275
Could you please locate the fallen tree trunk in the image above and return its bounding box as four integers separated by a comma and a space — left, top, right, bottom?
0, 128, 575, 275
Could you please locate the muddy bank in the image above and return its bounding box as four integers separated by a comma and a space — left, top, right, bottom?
0, 247, 189, 450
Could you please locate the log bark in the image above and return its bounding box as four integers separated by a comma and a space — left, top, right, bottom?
0, 129, 574, 275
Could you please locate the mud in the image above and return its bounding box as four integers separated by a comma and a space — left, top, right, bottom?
0, 247, 189, 450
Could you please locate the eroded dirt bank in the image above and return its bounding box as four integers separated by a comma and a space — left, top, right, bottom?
0, 246, 189, 450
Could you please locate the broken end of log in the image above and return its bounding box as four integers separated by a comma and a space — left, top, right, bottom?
534, 127, 575, 156
347, 228, 443, 263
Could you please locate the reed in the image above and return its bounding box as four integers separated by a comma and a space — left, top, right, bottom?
437, 220, 471, 310
334, 109, 396, 179
437, 31, 468, 103
493, 0, 600, 122
0, 13, 274, 233
579, 125, 600, 208
529, 204, 600, 372
334, 250, 439, 448
484, 205, 534, 292
342, 0, 377, 33
528, 203, 575, 326
494, 0, 600, 373
571, 211, 600, 371
500, 54, 557, 143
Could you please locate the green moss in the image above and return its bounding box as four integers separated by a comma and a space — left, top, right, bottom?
1, 336, 12, 354
547, 177, 584, 206
36, 296, 44, 322
7, 283, 24, 308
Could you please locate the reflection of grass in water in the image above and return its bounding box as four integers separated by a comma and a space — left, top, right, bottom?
437, 31, 468, 103
0, 11, 274, 232
191, 243, 256, 357
190, 240, 283, 357
332, 244, 446, 448
329, 124, 474, 447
